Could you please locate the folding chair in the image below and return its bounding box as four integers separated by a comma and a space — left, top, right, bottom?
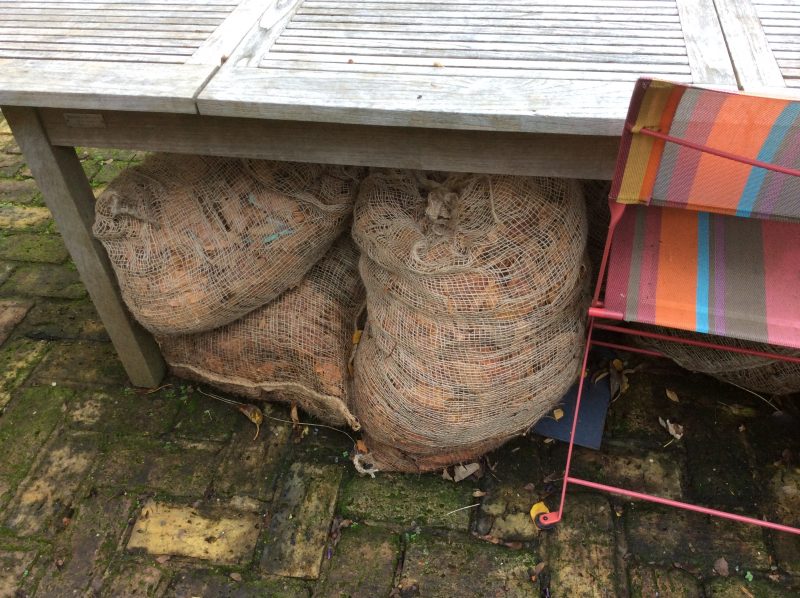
535, 79, 800, 535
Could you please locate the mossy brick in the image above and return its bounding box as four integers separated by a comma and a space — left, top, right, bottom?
97, 558, 169, 597
605, 371, 675, 448
81, 159, 101, 181
705, 577, 797, 597
684, 417, 757, 511
261, 462, 342, 579
33, 487, 134, 596
0, 263, 13, 286
399, 532, 538, 597
85, 148, 140, 163
0, 153, 24, 177
4, 429, 99, 537
29, 340, 127, 387
0, 298, 32, 345
566, 444, 684, 499
0, 546, 38, 598
15, 298, 108, 342
0, 178, 39, 204
317, 524, 399, 598
766, 466, 800, 575
171, 392, 243, 443
542, 493, 618, 597
0, 337, 49, 409
0, 233, 67, 264
168, 570, 312, 597
625, 504, 771, 572
0, 386, 72, 506
212, 409, 290, 502
340, 473, 476, 531
67, 390, 179, 438
0, 205, 51, 231
127, 500, 260, 565
2, 137, 20, 155
1, 263, 85, 299
91, 437, 221, 497
93, 159, 131, 186
628, 565, 701, 598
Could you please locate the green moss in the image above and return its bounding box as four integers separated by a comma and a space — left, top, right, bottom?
0, 337, 49, 408
0, 233, 68, 264
339, 473, 476, 530
0, 386, 74, 505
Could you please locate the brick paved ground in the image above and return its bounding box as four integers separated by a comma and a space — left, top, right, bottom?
0, 111, 798, 597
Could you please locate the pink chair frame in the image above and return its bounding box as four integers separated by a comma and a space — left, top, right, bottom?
536, 111, 800, 537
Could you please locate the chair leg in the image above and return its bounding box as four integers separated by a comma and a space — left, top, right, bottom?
535, 318, 595, 529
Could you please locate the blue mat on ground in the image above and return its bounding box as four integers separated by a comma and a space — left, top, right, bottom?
532, 373, 611, 450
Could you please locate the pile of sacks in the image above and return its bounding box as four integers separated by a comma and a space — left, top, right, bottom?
95, 154, 365, 425
96, 157, 591, 472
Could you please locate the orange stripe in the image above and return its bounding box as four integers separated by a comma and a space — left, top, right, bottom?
639, 85, 685, 198
688, 95, 790, 212
654, 209, 698, 330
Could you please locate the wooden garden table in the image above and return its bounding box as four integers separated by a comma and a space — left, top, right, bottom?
0, 0, 797, 387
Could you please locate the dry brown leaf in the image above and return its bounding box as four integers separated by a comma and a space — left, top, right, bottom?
155, 555, 171, 564
473, 490, 487, 498
666, 389, 680, 403
658, 417, 685, 440
553, 408, 564, 421
356, 439, 368, 454
612, 358, 624, 371
713, 556, 729, 577
229, 572, 242, 582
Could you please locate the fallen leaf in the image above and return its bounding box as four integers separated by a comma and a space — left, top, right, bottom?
666, 389, 680, 403
472, 490, 487, 498
713, 556, 729, 577
449, 462, 481, 482
523, 482, 536, 492
356, 439, 368, 454
229, 572, 242, 582
658, 417, 685, 441
612, 358, 624, 371
156, 555, 171, 564
352, 329, 363, 345
553, 408, 564, 421
529, 501, 550, 522
740, 585, 755, 598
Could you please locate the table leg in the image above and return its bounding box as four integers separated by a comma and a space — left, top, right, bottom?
2, 106, 165, 387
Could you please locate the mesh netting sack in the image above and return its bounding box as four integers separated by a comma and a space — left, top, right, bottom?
636, 327, 800, 396
94, 154, 360, 335
351, 171, 588, 472
159, 236, 364, 428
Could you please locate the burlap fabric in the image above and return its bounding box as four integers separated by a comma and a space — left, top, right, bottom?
351, 171, 588, 472
159, 236, 364, 428
94, 154, 360, 335
637, 326, 800, 396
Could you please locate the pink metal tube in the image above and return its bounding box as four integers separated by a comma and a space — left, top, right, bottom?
636, 126, 800, 178
567, 476, 800, 535
539, 318, 596, 526
594, 322, 800, 364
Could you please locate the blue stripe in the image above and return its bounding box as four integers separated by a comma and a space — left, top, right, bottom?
737, 102, 800, 217
696, 212, 710, 333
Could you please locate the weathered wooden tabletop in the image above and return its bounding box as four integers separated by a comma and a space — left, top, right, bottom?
0, 0, 797, 131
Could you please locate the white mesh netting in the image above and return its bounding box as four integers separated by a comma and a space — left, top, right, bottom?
93, 154, 360, 335
351, 171, 588, 472
159, 236, 365, 428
